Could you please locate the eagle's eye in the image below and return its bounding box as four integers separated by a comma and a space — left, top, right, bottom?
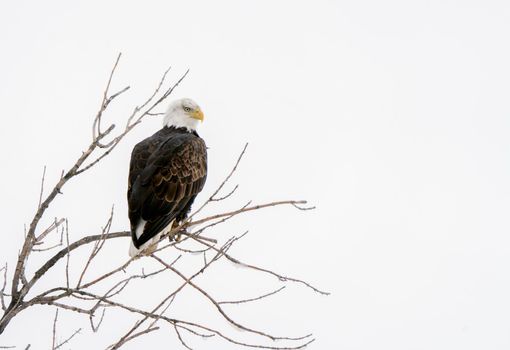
183, 106, 192, 112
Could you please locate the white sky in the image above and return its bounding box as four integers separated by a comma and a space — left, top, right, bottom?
1, 0, 510, 349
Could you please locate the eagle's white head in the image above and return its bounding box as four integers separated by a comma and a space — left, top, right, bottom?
163, 98, 204, 131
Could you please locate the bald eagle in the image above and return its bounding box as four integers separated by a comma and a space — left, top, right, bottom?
127, 98, 207, 257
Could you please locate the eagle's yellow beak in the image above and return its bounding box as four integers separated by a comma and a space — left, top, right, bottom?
191, 109, 204, 122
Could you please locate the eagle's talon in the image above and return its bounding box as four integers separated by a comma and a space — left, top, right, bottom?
169, 227, 187, 242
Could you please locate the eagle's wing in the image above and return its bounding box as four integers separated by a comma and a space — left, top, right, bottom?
127, 135, 161, 202
128, 133, 207, 248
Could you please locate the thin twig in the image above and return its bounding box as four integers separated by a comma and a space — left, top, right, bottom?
51, 309, 58, 350
190, 200, 311, 228
174, 324, 193, 350
211, 184, 238, 202
65, 220, 70, 290
35, 218, 65, 245
37, 166, 47, 209
110, 327, 159, 349
0, 263, 7, 311
219, 286, 286, 305
92, 53, 122, 141
77, 207, 114, 288
90, 308, 106, 332
54, 327, 81, 350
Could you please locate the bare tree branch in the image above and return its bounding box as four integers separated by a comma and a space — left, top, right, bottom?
219, 286, 286, 305
174, 323, 193, 350
0, 264, 7, 311
109, 326, 159, 349
51, 309, 58, 350
37, 165, 47, 210
92, 52, 123, 142
77, 206, 114, 288
54, 327, 81, 350
0, 56, 326, 350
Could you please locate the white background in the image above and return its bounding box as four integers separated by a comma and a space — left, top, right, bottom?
1, 0, 510, 349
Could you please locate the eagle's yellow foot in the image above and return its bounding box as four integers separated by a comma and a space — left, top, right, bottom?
169, 221, 186, 242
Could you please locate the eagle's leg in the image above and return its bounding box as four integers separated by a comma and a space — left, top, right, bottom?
169, 219, 188, 242
170, 220, 182, 242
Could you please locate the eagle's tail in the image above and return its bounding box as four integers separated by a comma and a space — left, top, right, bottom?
128, 241, 140, 258
128, 219, 173, 257
128, 233, 162, 257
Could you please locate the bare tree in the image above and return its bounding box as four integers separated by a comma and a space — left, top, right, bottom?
0, 55, 328, 349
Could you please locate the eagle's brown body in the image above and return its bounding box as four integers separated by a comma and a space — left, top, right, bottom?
127, 126, 207, 251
